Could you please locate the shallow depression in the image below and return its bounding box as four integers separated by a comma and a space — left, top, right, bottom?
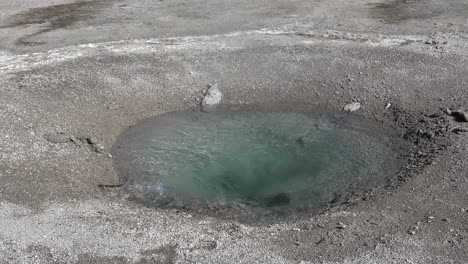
112, 104, 406, 220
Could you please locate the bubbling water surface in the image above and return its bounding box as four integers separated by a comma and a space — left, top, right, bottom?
112, 104, 404, 218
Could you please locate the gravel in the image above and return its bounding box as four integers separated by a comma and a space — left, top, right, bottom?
1, 0, 468, 263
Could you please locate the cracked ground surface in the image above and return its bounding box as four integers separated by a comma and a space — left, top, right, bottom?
1, 0, 468, 263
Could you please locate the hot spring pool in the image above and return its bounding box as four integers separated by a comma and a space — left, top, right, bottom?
112, 104, 405, 218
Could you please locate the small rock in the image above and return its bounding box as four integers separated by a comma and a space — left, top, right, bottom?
87, 136, 99, 145
94, 144, 105, 154
201, 83, 222, 112
107, 104, 119, 110
385, 103, 392, 110
337, 222, 347, 229
44, 133, 70, 143
291, 228, 301, 232
344, 102, 361, 112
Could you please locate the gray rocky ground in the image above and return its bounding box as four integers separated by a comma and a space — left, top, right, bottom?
0, 0, 468, 263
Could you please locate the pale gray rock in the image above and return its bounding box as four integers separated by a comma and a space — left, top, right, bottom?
344, 102, 361, 112
201, 83, 222, 111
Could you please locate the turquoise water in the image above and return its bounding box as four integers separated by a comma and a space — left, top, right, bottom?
113, 105, 400, 215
